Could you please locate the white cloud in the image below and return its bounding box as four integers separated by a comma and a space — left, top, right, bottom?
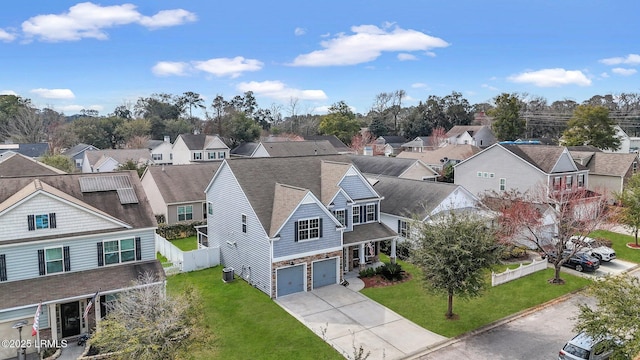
481, 84, 499, 91
411, 83, 428, 88
294, 27, 306, 36
611, 67, 637, 76
0, 90, 18, 96
193, 57, 263, 78
0, 28, 16, 42
30, 88, 75, 99
397, 53, 417, 61
236, 80, 327, 101
313, 105, 331, 114
21, 2, 196, 42
599, 54, 640, 66
600, 72, 609, 78
507, 68, 591, 87
290, 24, 449, 66
152, 61, 189, 76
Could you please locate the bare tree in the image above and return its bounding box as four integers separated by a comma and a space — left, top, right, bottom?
3, 107, 48, 143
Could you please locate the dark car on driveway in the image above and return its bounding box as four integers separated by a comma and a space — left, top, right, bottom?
547, 250, 600, 272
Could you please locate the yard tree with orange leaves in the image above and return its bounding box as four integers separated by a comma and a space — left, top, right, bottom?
486, 186, 611, 284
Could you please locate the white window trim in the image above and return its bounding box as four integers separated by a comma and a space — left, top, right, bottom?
365, 204, 376, 223
352, 206, 360, 225
241, 214, 247, 233
103, 238, 135, 266
499, 178, 506, 191
177, 205, 193, 222
45, 246, 64, 274
207, 202, 213, 215
399, 220, 409, 238
297, 217, 320, 242
35, 214, 50, 230
334, 209, 346, 226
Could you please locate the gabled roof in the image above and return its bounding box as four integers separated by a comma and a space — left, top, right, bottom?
402, 136, 434, 148
304, 135, 351, 152
270, 184, 310, 237
177, 134, 228, 150
375, 136, 408, 145
260, 140, 338, 157
445, 125, 488, 138
0, 152, 66, 177
230, 142, 260, 157
348, 154, 437, 177
61, 143, 99, 157
397, 144, 481, 165
373, 176, 471, 220
501, 144, 585, 173
143, 163, 222, 203
570, 151, 638, 177
85, 149, 151, 167
0, 143, 50, 158
0, 171, 156, 233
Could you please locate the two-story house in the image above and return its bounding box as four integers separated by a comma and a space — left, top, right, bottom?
348, 155, 439, 181
204, 155, 396, 298
61, 143, 99, 170
148, 136, 173, 165
172, 134, 229, 165
82, 149, 154, 173
569, 149, 639, 197
445, 125, 496, 148
454, 143, 589, 198
0, 171, 162, 359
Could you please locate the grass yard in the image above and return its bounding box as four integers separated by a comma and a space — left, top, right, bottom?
171, 236, 198, 251
591, 229, 640, 263
362, 255, 592, 338
167, 267, 342, 360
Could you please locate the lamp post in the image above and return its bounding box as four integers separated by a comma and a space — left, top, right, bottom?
11, 320, 28, 360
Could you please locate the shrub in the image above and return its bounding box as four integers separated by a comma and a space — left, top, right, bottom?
500, 245, 528, 260
379, 262, 403, 281
359, 267, 377, 278
157, 221, 206, 240
379, 239, 413, 260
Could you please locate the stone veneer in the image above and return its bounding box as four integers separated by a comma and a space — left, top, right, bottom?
271, 250, 343, 297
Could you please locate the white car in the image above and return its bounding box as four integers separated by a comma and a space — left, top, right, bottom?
566, 236, 616, 262
559, 332, 613, 360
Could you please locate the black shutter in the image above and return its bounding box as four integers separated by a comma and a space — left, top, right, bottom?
63, 246, 70, 271
360, 205, 365, 223
97, 242, 104, 266
374, 203, 378, 221
294, 221, 299, 242
135, 237, 142, 261
319, 218, 323, 238
28, 215, 35, 231
38, 249, 45, 275
397, 219, 401, 233
0, 254, 7, 281
345, 210, 349, 228
49, 213, 57, 229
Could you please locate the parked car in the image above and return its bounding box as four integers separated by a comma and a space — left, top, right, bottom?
566, 236, 616, 262
559, 332, 616, 360
547, 250, 600, 272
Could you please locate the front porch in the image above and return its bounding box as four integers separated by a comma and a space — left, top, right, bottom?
344, 260, 384, 279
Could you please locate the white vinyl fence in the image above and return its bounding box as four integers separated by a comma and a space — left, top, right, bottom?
155, 234, 220, 275
491, 258, 548, 286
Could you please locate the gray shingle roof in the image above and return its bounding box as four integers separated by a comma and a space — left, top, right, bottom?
343, 222, 396, 245
348, 155, 425, 177
445, 125, 487, 137
502, 144, 585, 173
304, 135, 351, 151
261, 140, 338, 157
0, 143, 50, 158
572, 152, 638, 177
145, 163, 222, 203
230, 142, 260, 156
0, 152, 66, 177
62, 143, 98, 157
85, 149, 151, 167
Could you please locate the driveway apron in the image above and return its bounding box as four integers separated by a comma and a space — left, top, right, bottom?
276, 284, 447, 360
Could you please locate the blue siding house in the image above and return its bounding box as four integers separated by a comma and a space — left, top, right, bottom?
0, 171, 162, 359
205, 155, 396, 298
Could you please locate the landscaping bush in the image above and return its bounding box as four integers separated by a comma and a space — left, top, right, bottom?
379, 239, 413, 261
379, 262, 403, 281
157, 221, 206, 240
359, 267, 377, 278
500, 245, 528, 261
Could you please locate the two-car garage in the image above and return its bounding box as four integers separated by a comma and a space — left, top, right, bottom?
276, 257, 339, 297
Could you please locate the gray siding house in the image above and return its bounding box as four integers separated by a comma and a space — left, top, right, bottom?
204, 155, 396, 298
0, 171, 162, 359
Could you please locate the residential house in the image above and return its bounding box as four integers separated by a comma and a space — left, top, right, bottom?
141, 163, 222, 225
606, 125, 631, 154
454, 143, 589, 198
204, 155, 396, 298
0, 171, 162, 359
569, 149, 639, 197
373, 136, 408, 156
304, 135, 355, 154
148, 136, 173, 165
348, 155, 439, 181
82, 149, 153, 173
397, 144, 481, 171
0, 143, 51, 159
231, 140, 338, 158
401, 136, 440, 152
61, 143, 99, 170
445, 125, 496, 148
0, 152, 66, 177
172, 134, 229, 165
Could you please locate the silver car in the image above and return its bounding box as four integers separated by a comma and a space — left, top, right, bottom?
559, 332, 612, 360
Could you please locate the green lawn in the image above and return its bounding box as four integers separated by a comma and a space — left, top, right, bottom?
590, 229, 640, 263
362, 255, 592, 338
171, 236, 198, 251
167, 267, 342, 360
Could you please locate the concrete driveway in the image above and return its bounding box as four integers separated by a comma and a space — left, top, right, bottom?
276, 284, 446, 360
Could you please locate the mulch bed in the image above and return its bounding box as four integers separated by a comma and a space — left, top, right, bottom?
360, 272, 413, 288
626, 243, 640, 249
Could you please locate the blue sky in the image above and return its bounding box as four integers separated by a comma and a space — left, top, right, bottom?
1, 1, 639, 116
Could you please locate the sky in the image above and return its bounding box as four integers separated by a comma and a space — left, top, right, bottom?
1, 1, 639, 117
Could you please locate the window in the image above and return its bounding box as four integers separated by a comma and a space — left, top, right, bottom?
483, 172, 489, 178
45, 247, 64, 274
152, 153, 162, 161
177, 205, 193, 221
366, 204, 376, 222
553, 176, 562, 190
577, 174, 585, 188
241, 214, 247, 233
634, 161, 638, 174
193, 152, 202, 160
103, 239, 136, 265
398, 220, 410, 237
334, 209, 346, 226
297, 218, 320, 241
477, 171, 482, 177
218, 152, 226, 159
499, 178, 506, 191
352, 206, 360, 225
565, 176, 573, 189
207, 152, 216, 160
490, 173, 495, 178
28, 213, 57, 231
207, 202, 213, 215
170, 153, 173, 160
36, 214, 49, 229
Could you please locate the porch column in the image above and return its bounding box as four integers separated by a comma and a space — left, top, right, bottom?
390, 238, 397, 264
359, 243, 365, 269
49, 304, 58, 342
94, 297, 101, 331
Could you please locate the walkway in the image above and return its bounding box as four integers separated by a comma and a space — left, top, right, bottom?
276, 282, 446, 360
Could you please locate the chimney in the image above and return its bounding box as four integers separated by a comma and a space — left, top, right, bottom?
164, 135, 170, 143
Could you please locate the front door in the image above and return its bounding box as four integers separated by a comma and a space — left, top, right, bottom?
60, 302, 81, 338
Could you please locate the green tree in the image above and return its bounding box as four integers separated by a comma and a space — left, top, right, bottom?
117, 118, 151, 142
40, 154, 75, 173
318, 101, 361, 145
90, 273, 204, 360
575, 274, 640, 359
368, 115, 389, 137
412, 212, 501, 319
179, 91, 205, 119
117, 159, 146, 178
402, 102, 432, 139
616, 173, 640, 246
489, 93, 525, 141
562, 105, 620, 151
163, 119, 192, 143
228, 112, 261, 147
442, 91, 473, 127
